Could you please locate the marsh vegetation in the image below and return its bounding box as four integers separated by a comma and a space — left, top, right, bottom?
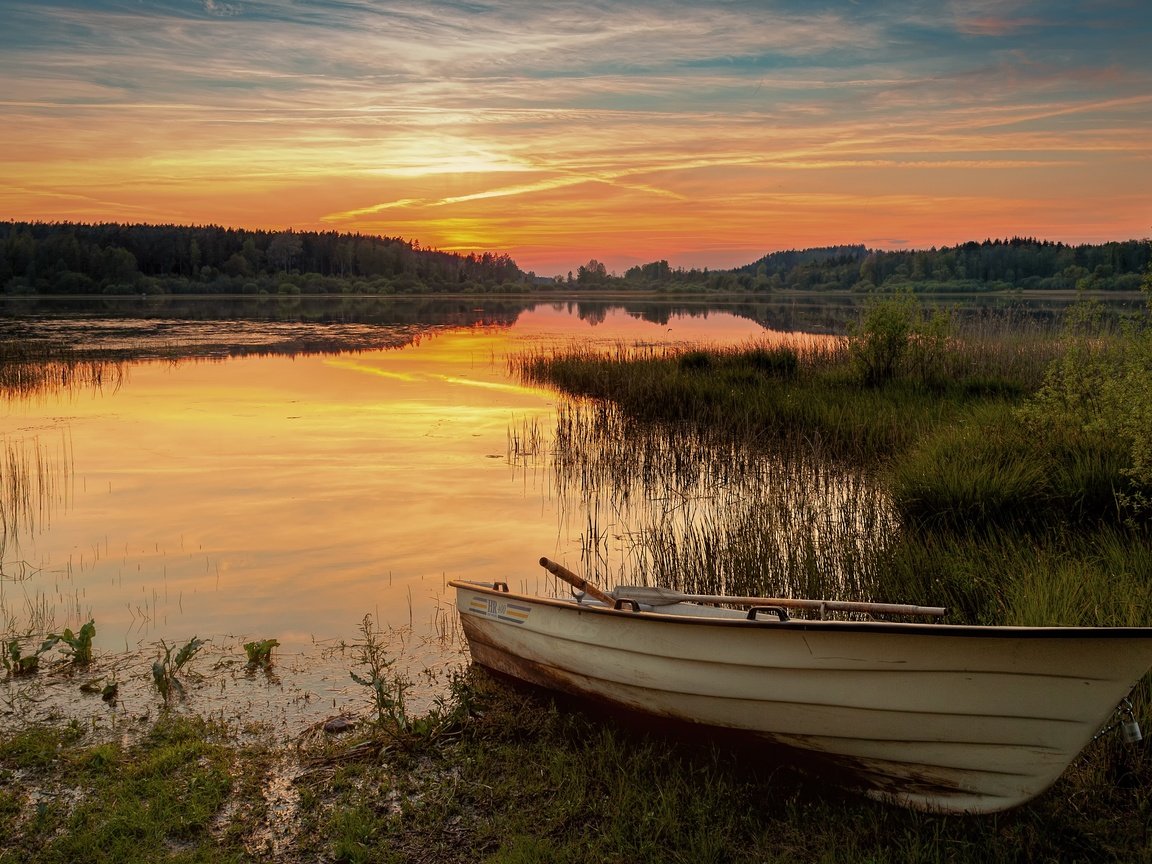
512, 286, 1152, 745
513, 287, 1152, 618
2, 290, 1152, 861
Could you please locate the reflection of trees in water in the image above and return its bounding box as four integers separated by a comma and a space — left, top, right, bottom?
0, 294, 1115, 367
0, 296, 533, 367
0, 294, 531, 327
560, 295, 1106, 336
546, 400, 897, 604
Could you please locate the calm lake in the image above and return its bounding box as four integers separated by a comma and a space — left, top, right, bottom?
1, 296, 808, 731
0, 292, 1140, 732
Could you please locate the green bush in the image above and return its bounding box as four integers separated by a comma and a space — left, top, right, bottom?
1018, 291, 1152, 525
848, 290, 952, 387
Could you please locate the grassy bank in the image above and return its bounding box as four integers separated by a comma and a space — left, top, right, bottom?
512, 303, 1152, 618
511, 306, 1060, 460
1, 668, 1149, 864
515, 292, 1152, 533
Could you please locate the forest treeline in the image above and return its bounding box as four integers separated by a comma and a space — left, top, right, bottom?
1, 221, 1148, 296
609, 239, 1148, 293
518, 238, 1148, 293
0, 221, 523, 295
731, 239, 1151, 293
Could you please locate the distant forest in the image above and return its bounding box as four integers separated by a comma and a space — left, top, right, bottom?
1, 221, 1148, 296
728, 240, 1151, 294
0, 222, 522, 295
612, 239, 1147, 294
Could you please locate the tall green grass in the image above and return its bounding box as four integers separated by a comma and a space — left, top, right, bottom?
872, 525, 1152, 626
512, 311, 1058, 462
549, 401, 896, 603
886, 400, 1132, 532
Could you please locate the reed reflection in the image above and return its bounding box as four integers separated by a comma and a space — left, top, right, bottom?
0, 433, 73, 560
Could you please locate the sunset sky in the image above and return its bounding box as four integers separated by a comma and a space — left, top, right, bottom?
2, 1, 1150, 275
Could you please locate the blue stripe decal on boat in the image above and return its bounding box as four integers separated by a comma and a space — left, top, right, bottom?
468, 596, 531, 624
498, 603, 532, 624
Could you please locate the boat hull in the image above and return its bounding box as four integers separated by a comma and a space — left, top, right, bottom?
451, 581, 1152, 814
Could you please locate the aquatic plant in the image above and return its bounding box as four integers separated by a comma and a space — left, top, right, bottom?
543, 394, 898, 602
243, 637, 279, 669
151, 636, 206, 705
2, 636, 57, 676
1, 619, 95, 676
350, 613, 411, 730
48, 619, 96, 666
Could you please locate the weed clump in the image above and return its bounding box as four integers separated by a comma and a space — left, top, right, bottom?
2, 636, 53, 676
348, 613, 470, 746
678, 349, 711, 372
151, 636, 206, 705
50, 619, 96, 666
350, 613, 411, 731
243, 638, 279, 670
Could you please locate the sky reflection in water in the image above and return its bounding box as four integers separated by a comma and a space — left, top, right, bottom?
1, 306, 771, 671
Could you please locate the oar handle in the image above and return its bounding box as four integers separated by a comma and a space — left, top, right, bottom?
539, 557, 615, 605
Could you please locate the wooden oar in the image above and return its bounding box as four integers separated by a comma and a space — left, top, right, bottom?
613, 585, 947, 619
539, 557, 616, 606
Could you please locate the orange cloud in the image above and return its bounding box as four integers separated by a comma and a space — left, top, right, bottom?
2, 1, 1150, 274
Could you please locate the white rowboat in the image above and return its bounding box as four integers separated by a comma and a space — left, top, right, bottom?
450, 559, 1152, 814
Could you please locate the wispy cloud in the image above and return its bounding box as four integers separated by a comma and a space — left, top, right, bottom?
2, 0, 1149, 272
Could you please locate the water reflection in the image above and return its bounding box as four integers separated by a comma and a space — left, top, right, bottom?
0, 433, 72, 562
7, 290, 1139, 360
0, 304, 770, 721
0, 293, 1128, 730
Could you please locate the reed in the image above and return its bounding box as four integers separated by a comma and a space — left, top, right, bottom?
0, 339, 124, 399
512, 310, 1055, 462
506, 415, 544, 463
0, 433, 72, 562
547, 400, 899, 609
